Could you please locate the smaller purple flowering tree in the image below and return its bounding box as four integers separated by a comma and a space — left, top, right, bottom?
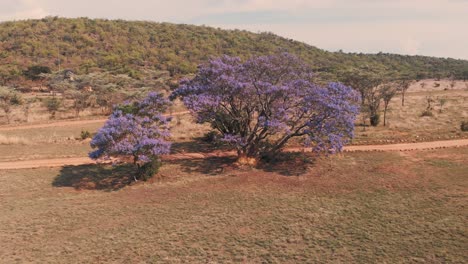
89, 92, 171, 180
171, 53, 360, 164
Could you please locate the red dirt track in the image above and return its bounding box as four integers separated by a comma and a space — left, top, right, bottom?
1, 139, 467, 170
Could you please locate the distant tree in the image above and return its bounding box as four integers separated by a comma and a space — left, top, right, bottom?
426, 96, 435, 110
421, 95, 435, 117
89, 92, 171, 181
457, 68, 468, 82
171, 53, 360, 164
22, 97, 37, 123
437, 96, 447, 113
95, 86, 127, 114
340, 69, 384, 127
396, 74, 414, 106
365, 85, 383, 127
0, 87, 22, 124
44, 97, 62, 119
380, 83, 398, 126
449, 76, 456, 89
0, 66, 21, 86
23, 65, 51, 81
65, 90, 94, 117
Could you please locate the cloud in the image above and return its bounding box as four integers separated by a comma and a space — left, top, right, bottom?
207, 0, 335, 12
400, 37, 421, 55
0, 0, 49, 21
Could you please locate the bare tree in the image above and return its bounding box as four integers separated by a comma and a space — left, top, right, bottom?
381, 83, 398, 126
340, 70, 384, 127
0, 87, 22, 124
396, 79, 412, 106
44, 97, 62, 119
66, 90, 94, 117
426, 96, 435, 111
437, 96, 447, 113
22, 97, 37, 123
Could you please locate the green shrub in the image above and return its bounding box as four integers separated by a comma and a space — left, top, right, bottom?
461, 121, 468, 132
44, 97, 61, 119
202, 131, 219, 143
421, 110, 433, 117
370, 114, 380, 126
80, 130, 92, 140
137, 158, 162, 181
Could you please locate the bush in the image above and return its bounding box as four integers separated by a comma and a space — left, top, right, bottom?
461, 121, 468, 132
202, 131, 219, 143
80, 130, 92, 140
137, 158, 162, 181
370, 114, 380, 126
44, 97, 61, 119
421, 110, 433, 117
23, 65, 51, 80
89, 92, 171, 182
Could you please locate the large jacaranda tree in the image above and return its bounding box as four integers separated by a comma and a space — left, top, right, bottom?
89, 92, 171, 180
171, 53, 360, 163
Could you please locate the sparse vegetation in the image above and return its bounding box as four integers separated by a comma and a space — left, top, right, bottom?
43, 97, 61, 119
420, 95, 435, 117
396, 76, 413, 106
1, 17, 468, 89
0, 87, 22, 124
80, 130, 92, 140
381, 83, 398, 126
421, 110, 434, 117
437, 96, 447, 113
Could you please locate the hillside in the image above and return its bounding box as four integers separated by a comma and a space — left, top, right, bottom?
1, 17, 468, 85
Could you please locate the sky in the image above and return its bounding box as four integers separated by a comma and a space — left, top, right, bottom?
1, 0, 467, 60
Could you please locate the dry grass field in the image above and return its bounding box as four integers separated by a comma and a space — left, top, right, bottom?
2, 80, 467, 156
1, 80, 467, 162
353, 79, 468, 144
0, 148, 467, 263
0, 79, 467, 263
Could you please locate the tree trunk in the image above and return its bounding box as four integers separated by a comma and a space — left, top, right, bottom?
383, 106, 388, 126
401, 92, 405, 106
133, 156, 139, 182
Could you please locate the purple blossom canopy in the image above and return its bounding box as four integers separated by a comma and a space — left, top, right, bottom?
171, 53, 360, 158
89, 92, 171, 163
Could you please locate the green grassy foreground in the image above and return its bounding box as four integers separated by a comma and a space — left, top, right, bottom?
0, 148, 467, 263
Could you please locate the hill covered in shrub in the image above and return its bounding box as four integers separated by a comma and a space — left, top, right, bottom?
1, 17, 468, 85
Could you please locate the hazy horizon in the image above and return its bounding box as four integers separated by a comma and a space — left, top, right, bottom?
1, 0, 468, 60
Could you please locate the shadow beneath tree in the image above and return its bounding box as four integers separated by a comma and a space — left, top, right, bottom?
171, 139, 230, 154
52, 163, 136, 191
173, 156, 238, 175
173, 152, 314, 177
257, 152, 315, 176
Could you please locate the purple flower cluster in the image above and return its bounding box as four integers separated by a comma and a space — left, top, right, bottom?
171, 53, 360, 158
89, 92, 171, 163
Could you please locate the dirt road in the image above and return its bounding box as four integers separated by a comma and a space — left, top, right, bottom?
0, 139, 467, 170
0, 111, 190, 131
